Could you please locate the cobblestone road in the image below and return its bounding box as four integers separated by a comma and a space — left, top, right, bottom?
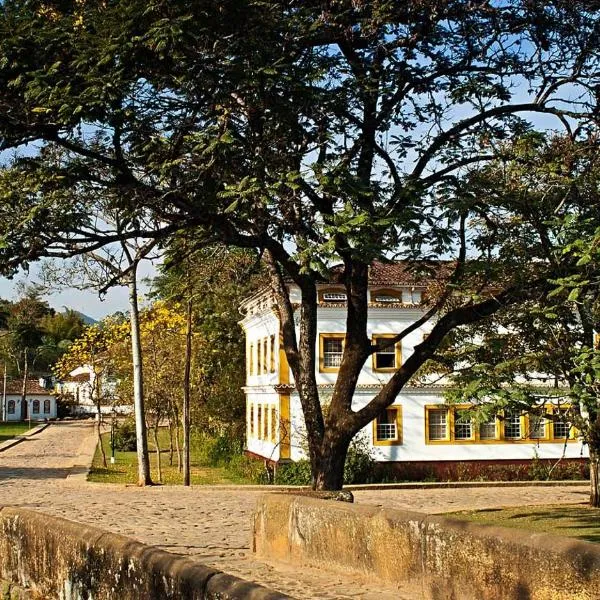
0, 422, 589, 599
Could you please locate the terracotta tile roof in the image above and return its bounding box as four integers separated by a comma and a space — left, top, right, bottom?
4, 380, 53, 395
329, 260, 453, 286
64, 373, 90, 383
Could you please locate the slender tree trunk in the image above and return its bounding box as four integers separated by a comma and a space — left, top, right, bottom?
590, 447, 600, 508
153, 419, 162, 483
175, 416, 182, 472
182, 296, 192, 486
20, 351, 28, 415
168, 415, 174, 466
96, 398, 107, 468
128, 265, 152, 486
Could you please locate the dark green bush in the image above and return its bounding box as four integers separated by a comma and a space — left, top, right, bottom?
343, 437, 375, 484
207, 434, 244, 466
113, 419, 137, 452
274, 460, 312, 485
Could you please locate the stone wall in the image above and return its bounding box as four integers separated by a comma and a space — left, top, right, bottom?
0, 507, 290, 600
253, 493, 600, 600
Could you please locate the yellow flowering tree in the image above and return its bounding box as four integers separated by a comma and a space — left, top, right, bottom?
110, 302, 193, 483
55, 319, 128, 467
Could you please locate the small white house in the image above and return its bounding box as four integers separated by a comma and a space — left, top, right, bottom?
3, 379, 57, 421
55, 366, 130, 416
239, 261, 587, 477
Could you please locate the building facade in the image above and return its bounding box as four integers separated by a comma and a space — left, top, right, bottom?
240, 263, 587, 472
3, 379, 57, 421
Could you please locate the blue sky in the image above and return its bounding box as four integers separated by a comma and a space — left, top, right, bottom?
0, 260, 157, 320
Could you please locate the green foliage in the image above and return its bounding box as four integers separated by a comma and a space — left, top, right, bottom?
275, 460, 312, 486
113, 419, 137, 452
343, 437, 375, 485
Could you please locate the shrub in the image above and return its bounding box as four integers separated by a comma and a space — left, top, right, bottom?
344, 437, 375, 484
113, 419, 137, 452
275, 460, 312, 485
207, 434, 244, 466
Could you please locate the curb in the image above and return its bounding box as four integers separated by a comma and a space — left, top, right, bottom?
67, 425, 99, 482
0, 423, 49, 453
85, 480, 589, 492
344, 480, 590, 491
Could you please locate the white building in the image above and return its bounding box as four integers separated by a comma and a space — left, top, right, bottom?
55, 366, 129, 416
3, 379, 57, 421
239, 262, 587, 476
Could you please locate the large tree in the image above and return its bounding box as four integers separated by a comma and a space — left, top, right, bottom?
436, 134, 600, 504
1, 1, 600, 488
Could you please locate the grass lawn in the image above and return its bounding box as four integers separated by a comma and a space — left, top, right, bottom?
0, 422, 34, 443
448, 503, 600, 543
88, 429, 260, 485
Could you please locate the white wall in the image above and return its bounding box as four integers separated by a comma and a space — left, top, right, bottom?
289, 389, 588, 462
4, 394, 57, 421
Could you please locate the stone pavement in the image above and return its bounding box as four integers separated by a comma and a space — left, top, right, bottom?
0, 422, 590, 599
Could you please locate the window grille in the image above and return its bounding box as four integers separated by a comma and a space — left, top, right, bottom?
323, 338, 343, 368
373, 336, 397, 370
322, 292, 347, 302
553, 411, 571, 439
504, 412, 522, 439
454, 414, 473, 440
428, 409, 448, 440
479, 421, 496, 440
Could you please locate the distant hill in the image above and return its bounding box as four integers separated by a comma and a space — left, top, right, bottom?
63, 309, 98, 325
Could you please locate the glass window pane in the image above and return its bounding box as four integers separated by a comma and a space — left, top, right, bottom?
429, 409, 448, 440
479, 421, 497, 440
323, 338, 343, 368
504, 412, 522, 439
454, 413, 473, 440
376, 409, 398, 441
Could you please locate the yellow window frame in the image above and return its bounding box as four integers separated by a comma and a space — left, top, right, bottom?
425, 406, 451, 443
372, 334, 402, 372
370, 287, 403, 304
318, 287, 347, 304
319, 333, 346, 373
373, 406, 403, 446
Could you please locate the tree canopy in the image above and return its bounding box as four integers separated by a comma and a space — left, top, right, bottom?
2, 1, 600, 487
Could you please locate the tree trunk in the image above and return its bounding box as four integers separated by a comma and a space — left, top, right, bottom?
168, 416, 174, 466
175, 416, 182, 472
20, 351, 28, 416
153, 419, 162, 483
590, 448, 600, 508
96, 399, 107, 468
182, 296, 192, 486
313, 433, 351, 491
128, 266, 153, 486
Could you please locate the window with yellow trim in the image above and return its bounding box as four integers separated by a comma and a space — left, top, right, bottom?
263, 338, 268, 374
371, 288, 402, 304
262, 404, 269, 439
552, 408, 572, 439
318, 287, 347, 303
373, 406, 402, 445
425, 405, 577, 444
427, 408, 449, 441
270, 335, 276, 373
270, 407, 277, 442
257, 405, 262, 439
248, 343, 254, 376
249, 403, 255, 438
454, 410, 475, 441
319, 334, 345, 372
372, 335, 401, 371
